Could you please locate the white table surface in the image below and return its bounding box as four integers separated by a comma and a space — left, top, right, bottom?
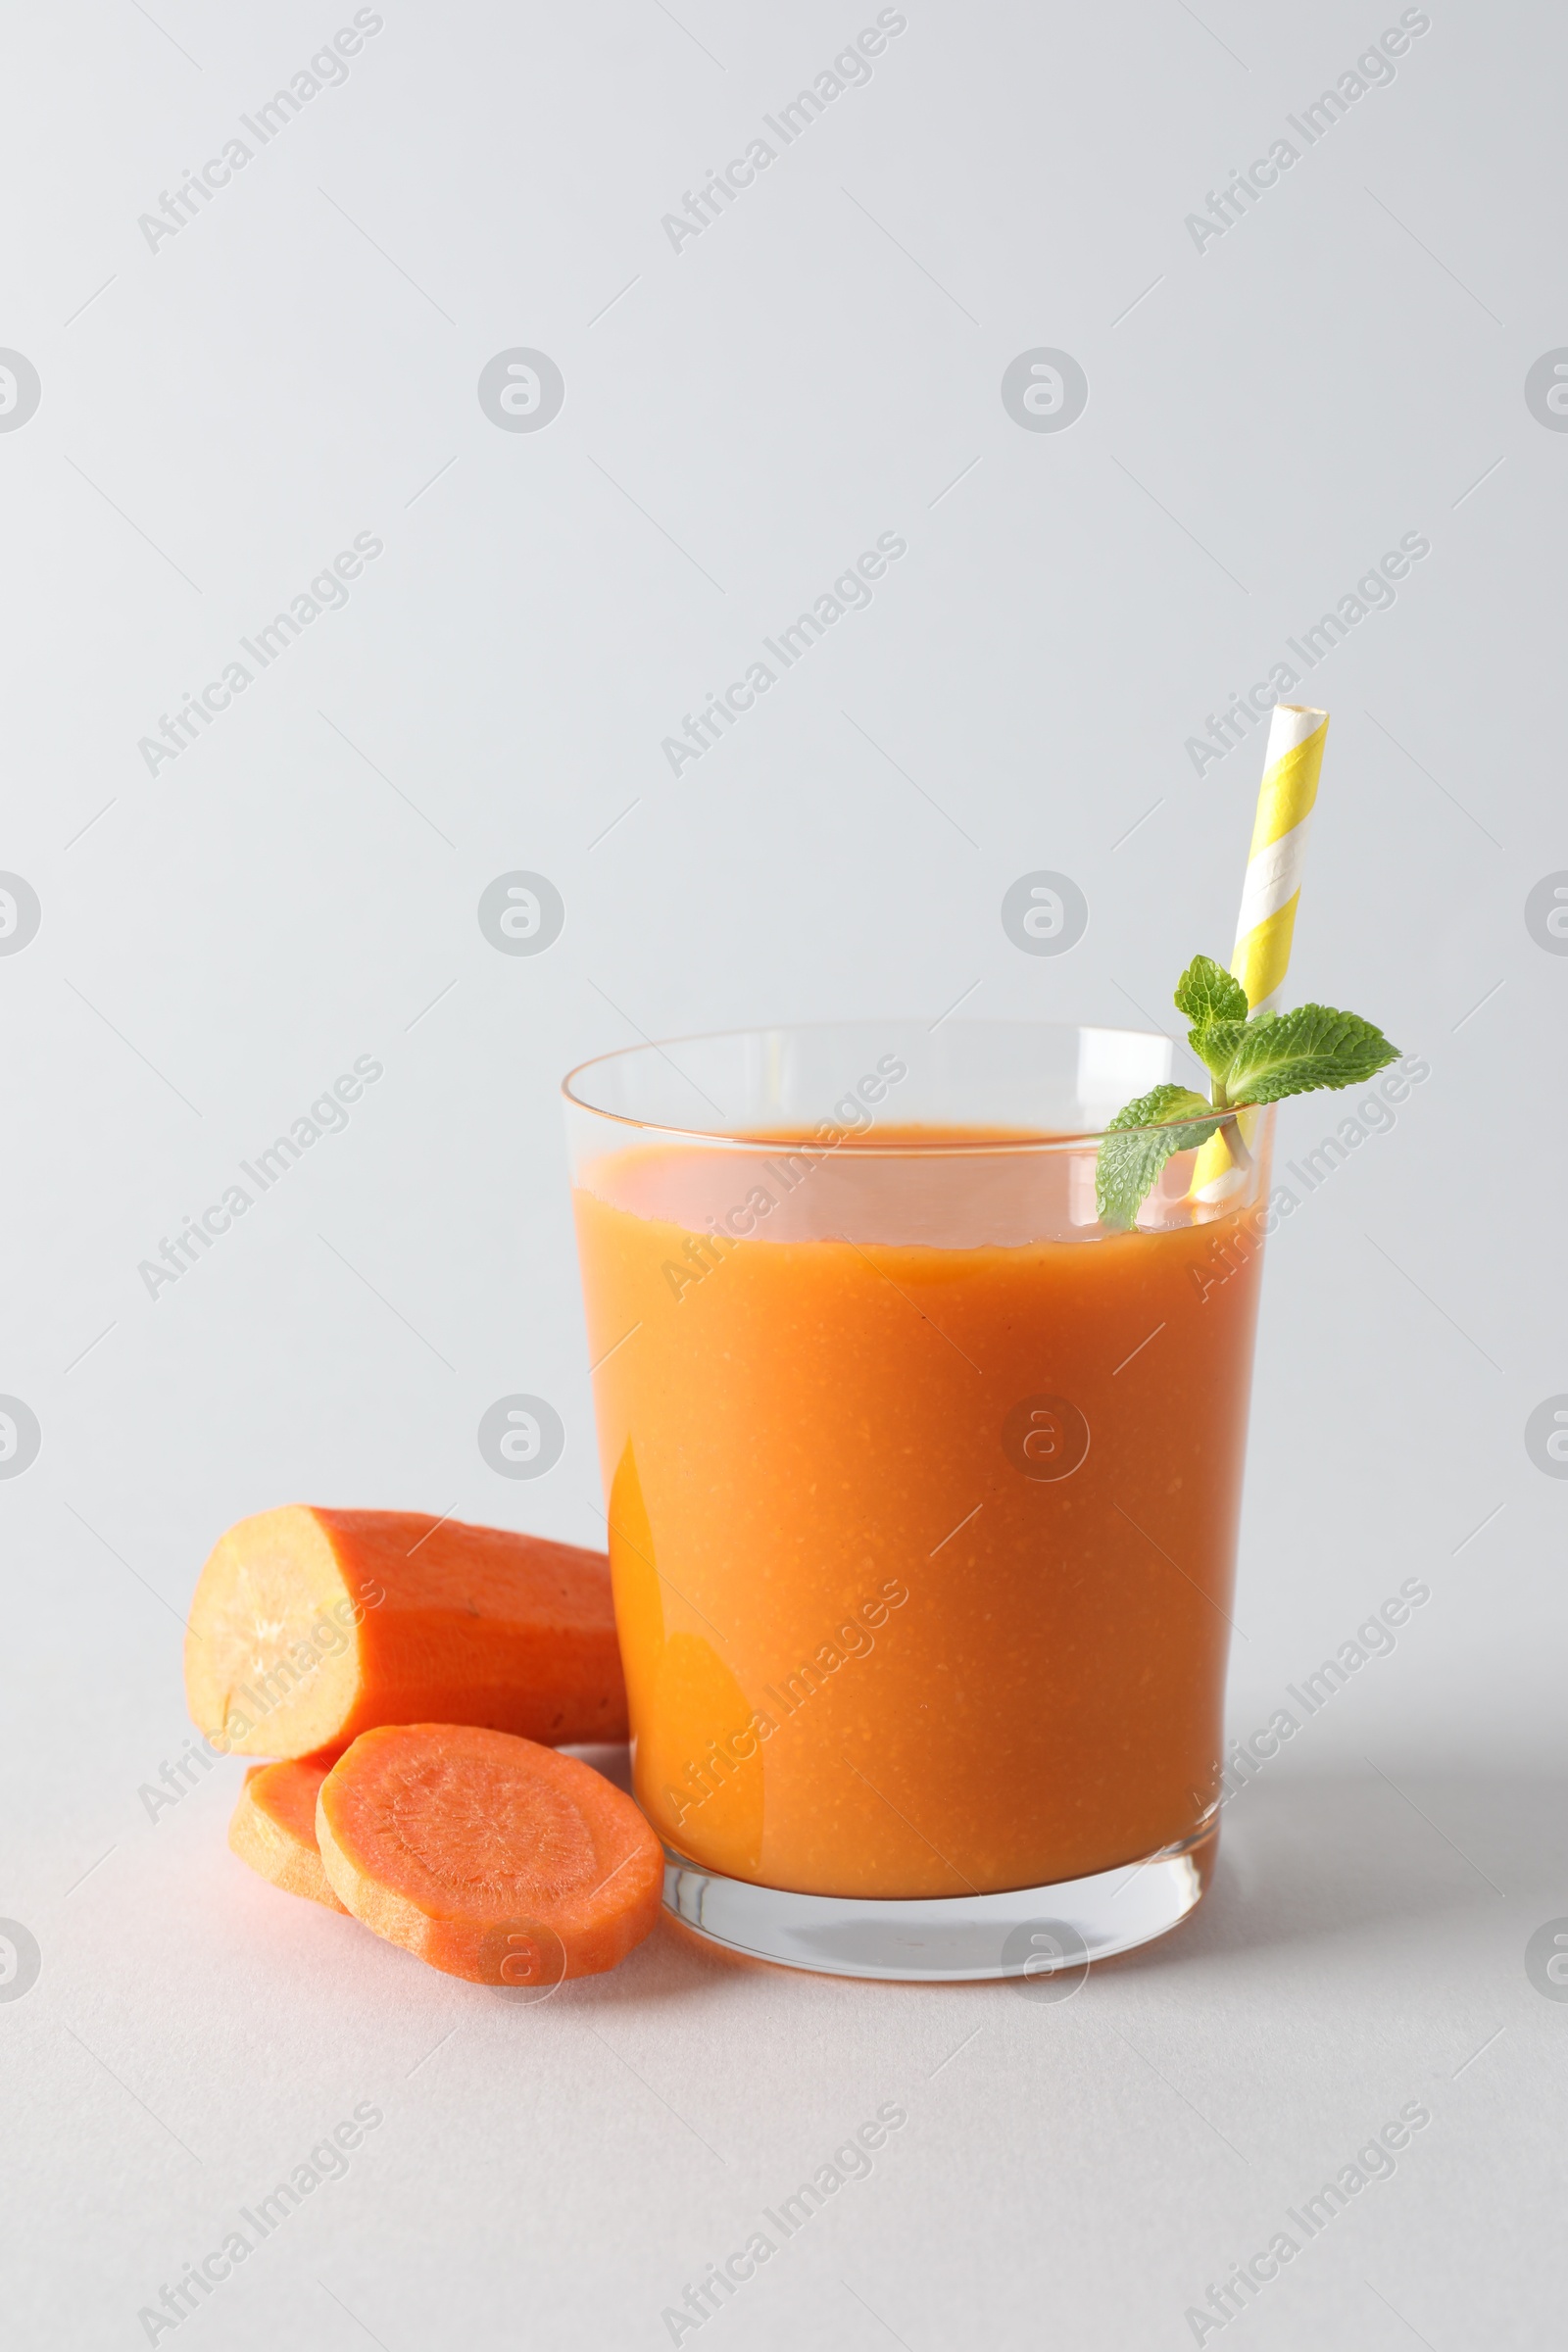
5, 2, 1560, 2343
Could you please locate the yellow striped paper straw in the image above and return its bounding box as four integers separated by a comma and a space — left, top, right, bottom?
1189, 704, 1328, 1200
1230, 703, 1328, 1012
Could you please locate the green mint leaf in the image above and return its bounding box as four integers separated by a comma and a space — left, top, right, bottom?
1224, 1004, 1398, 1105
1173, 954, 1249, 1030
1095, 1085, 1225, 1230
1173, 955, 1251, 1083
1193, 1016, 1249, 1084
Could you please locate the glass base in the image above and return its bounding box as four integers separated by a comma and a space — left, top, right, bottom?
662, 1824, 1218, 1984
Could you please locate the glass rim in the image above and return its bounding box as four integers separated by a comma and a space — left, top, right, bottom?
561, 1017, 1254, 1153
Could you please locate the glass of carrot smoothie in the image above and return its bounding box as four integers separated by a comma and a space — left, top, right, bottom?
564, 1021, 1273, 1981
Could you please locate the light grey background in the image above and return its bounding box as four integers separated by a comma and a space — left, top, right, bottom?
4, 2, 1562, 2344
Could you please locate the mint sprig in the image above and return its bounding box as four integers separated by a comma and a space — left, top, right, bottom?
1095, 955, 1397, 1229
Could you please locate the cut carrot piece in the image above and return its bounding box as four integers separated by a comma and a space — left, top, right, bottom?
316, 1724, 663, 1983
185, 1508, 627, 1760
228, 1757, 348, 1913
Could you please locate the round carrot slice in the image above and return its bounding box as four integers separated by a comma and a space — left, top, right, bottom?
316, 1725, 664, 1984
229, 1757, 348, 1913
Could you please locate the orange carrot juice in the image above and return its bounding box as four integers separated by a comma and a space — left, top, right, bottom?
572, 1122, 1267, 1901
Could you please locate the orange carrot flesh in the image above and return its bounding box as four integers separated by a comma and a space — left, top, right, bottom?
185, 1507, 627, 1760
316, 1725, 663, 1983
228, 1758, 348, 1913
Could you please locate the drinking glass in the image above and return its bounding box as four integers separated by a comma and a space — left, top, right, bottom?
564, 1021, 1273, 1982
